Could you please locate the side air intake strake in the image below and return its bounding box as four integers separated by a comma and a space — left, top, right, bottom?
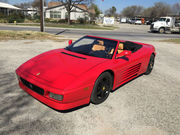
122, 63, 141, 82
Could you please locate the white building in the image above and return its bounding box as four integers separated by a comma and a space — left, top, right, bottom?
0, 2, 21, 15
26, 7, 37, 17
45, 4, 91, 20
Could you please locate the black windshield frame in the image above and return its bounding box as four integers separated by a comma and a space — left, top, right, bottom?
65, 36, 118, 59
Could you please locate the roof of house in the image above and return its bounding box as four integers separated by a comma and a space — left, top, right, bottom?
48, 1, 62, 8
0, 2, 20, 10
88, 8, 95, 14
76, 4, 88, 10
46, 3, 95, 14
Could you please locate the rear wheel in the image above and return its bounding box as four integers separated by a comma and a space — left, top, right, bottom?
144, 54, 155, 75
91, 72, 113, 104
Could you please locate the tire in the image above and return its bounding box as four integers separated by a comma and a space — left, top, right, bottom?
91, 72, 113, 104
159, 28, 165, 34
144, 54, 155, 75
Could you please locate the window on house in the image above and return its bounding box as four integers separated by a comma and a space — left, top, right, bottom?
50, 11, 61, 18
65, 12, 68, 19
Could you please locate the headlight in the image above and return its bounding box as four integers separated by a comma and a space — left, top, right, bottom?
49, 92, 63, 101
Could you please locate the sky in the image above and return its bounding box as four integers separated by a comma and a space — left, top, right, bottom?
8, 0, 180, 13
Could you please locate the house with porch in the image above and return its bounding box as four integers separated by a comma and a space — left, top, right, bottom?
45, 2, 94, 21
0, 2, 21, 16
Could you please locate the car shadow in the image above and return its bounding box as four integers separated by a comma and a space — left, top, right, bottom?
31, 96, 90, 113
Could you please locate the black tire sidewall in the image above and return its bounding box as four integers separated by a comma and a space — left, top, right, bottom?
145, 54, 155, 75
91, 72, 113, 104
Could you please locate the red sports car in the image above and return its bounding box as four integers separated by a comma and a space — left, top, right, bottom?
16, 35, 156, 110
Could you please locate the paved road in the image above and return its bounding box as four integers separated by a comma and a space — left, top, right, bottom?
0, 24, 180, 41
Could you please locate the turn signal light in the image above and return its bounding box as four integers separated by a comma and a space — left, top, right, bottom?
49, 92, 63, 101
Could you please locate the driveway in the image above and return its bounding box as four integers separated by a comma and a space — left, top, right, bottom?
0, 38, 179, 135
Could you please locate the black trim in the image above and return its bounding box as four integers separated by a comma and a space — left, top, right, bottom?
20, 77, 44, 95
61, 52, 86, 59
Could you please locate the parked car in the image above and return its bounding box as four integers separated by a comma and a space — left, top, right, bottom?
129, 18, 136, 24
135, 19, 142, 25
120, 17, 127, 23
16, 35, 156, 110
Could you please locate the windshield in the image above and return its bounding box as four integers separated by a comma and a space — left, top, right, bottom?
65, 36, 118, 59
158, 18, 166, 21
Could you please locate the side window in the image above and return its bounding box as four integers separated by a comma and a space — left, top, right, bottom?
124, 41, 142, 53
166, 19, 170, 22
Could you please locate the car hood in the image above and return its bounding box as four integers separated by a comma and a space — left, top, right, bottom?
19, 49, 107, 89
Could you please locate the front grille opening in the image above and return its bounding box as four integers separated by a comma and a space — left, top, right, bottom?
20, 77, 44, 95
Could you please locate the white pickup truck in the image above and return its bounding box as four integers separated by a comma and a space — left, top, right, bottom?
150, 16, 180, 33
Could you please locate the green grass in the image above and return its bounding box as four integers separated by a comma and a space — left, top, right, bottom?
0, 30, 65, 41
161, 38, 180, 44
16, 23, 116, 30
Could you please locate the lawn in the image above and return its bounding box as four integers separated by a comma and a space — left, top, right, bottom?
16, 23, 116, 30
0, 30, 65, 41
161, 38, 180, 44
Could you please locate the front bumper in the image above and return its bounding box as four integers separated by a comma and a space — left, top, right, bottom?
16, 69, 92, 110
150, 24, 158, 32
150, 27, 159, 32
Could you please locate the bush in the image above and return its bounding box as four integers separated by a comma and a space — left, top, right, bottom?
58, 19, 67, 23
7, 13, 25, 23
45, 18, 67, 24
77, 18, 86, 24
77, 17, 90, 24
0, 13, 5, 19
33, 14, 40, 20
0, 19, 8, 23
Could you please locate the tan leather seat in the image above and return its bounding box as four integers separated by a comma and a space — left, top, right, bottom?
92, 40, 105, 51
117, 43, 124, 54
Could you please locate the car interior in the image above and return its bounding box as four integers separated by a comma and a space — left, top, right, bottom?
91, 40, 142, 56
92, 40, 105, 51
123, 41, 142, 53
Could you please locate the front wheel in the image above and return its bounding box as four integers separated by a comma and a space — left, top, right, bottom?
144, 54, 155, 75
159, 28, 165, 34
91, 72, 113, 104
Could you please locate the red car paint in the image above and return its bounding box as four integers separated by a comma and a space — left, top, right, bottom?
16, 35, 156, 110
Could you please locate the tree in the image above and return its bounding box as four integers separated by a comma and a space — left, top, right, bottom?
121, 5, 144, 18
171, 3, 180, 15
14, 2, 32, 9
153, 2, 171, 17
55, 0, 93, 25
142, 2, 172, 18
89, 3, 100, 17
143, 7, 156, 18
105, 6, 117, 17
32, 0, 47, 9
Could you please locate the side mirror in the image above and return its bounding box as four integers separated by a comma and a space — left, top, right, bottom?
68, 40, 72, 45
116, 50, 132, 59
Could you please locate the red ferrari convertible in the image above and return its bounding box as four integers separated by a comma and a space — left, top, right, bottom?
16, 35, 156, 110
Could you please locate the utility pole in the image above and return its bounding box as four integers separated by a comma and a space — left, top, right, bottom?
40, 0, 45, 32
